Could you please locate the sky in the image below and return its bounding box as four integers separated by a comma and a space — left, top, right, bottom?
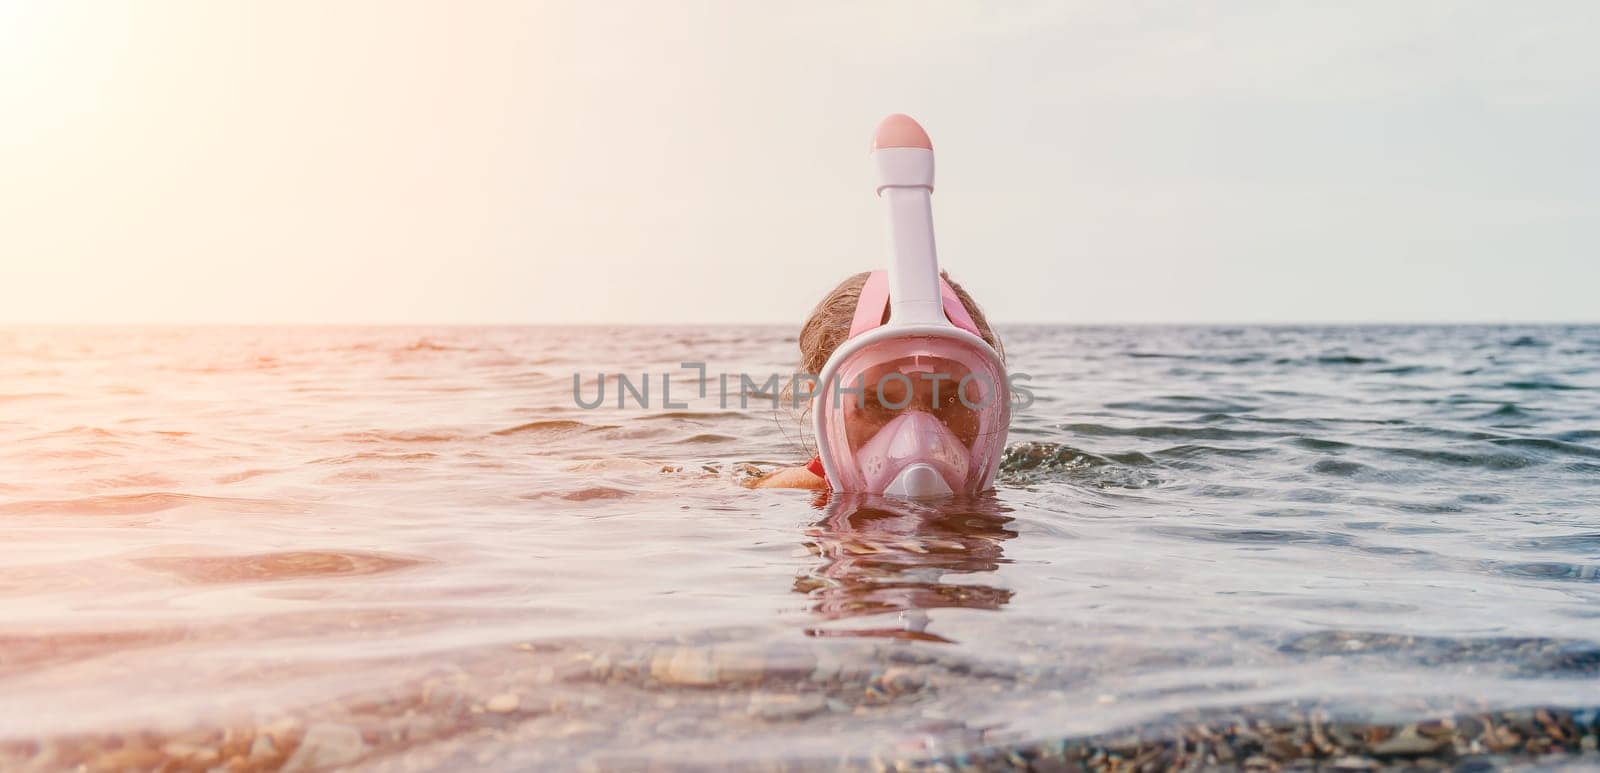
2, 1, 1597, 324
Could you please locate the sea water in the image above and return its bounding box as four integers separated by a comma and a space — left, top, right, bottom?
1, 325, 1597, 769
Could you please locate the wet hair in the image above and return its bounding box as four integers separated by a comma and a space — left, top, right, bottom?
797, 270, 1003, 376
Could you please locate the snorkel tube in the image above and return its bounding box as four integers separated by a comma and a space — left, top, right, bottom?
812, 115, 1011, 497
873, 116, 945, 327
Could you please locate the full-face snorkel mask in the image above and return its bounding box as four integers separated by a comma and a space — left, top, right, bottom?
812, 115, 1010, 498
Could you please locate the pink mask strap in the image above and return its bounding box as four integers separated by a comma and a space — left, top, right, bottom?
847, 270, 983, 339
847, 271, 892, 338
938, 279, 981, 336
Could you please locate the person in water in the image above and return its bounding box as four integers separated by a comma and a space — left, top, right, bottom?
756, 113, 1012, 496
754, 269, 1005, 490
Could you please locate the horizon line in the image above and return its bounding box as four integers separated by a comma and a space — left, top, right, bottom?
3, 319, 1597, 328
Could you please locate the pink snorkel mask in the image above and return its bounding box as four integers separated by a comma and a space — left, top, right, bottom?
813, 115, 1011, 498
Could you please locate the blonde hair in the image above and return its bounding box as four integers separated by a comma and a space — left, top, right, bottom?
797, 271, 1003, 376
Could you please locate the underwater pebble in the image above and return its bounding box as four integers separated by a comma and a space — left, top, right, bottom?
87, 741, 164, 770
160, 741, 218, 765
486, 693, 520, 714
706, 651, 767, 684
810, 652, 843, 683
1368, 727, 1442, 756
651, 648, 718, 686
421, 684, 473, 717
1242, 753, 1276, 771
246, 732, 278, 761
747, 693, 827, 722
281, 723, 366, 772
1328, 756, 1379, 771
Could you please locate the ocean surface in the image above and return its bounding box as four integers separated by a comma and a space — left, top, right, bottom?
1, 324, 1598, 770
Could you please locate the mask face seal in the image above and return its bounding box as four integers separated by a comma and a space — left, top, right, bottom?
814, 333, 1008, 497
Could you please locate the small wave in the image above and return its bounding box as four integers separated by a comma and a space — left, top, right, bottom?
491, 420, 616, 437
1291, 437, 1354, 452
565, 459, 680, 475
1486, 560, 1600, 582
87, 472, 182, 490
1315, 354, 1387, 365
636, 411, 733, 421
340, 429, 465, 443
1126, 351, 1197, 360
677, 433, 736, 444
1397, 424, 1505, 443
1502, 380, 1584, 391
1309, 458, 1371, 477
1189, 483, 1259, 498
19, 426, 197, 459
1478, 403, 1531, 420
516, 485, 642, 502
1003, 442, 1145, 471
0, 628, 183, 678
1151, 444, 1274, 461
563, 487, 636, 501
1060, 422, 1280, 442
28, 425, 124, 441
1268, 354, 1383, 366
999, 442, 1159, 489
1489, 437, 1600, 459
0, 492, 304, 517
177, 355, 282, 374
311, 451, 439, 465
1375, 364, 1435, 375
1341, 520, 1461, 536
1155, 526, 1338, 545
215, 468, 279, 484
134, 550, 429, 584
1263, 597, 1419, 615
1508, 532, 1600, 552
1104, 396, 1255, 415
1376, 445, 1539, 470
401, 338, 471, 353
0, 391, 65, 403
1392, 500, 1464, 515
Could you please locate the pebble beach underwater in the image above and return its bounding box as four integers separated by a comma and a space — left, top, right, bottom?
2, 322, 1599, 771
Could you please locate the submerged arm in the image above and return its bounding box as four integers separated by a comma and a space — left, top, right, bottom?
750, 466, 825, 490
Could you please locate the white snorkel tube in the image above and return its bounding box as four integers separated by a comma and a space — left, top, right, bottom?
872, 117, 945, 327
811, 115, 1011, 498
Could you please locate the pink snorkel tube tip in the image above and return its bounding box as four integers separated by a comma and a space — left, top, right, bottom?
872, 114, 933, 151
